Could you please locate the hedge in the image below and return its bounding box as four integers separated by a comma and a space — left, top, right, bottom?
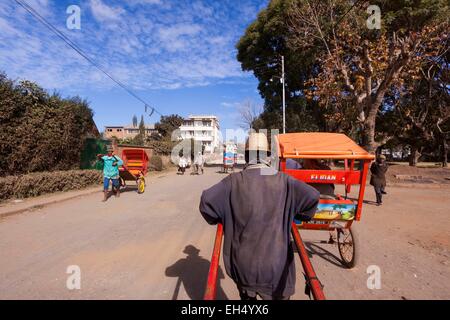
0, 170, 102, 201
0, 74, 99, 176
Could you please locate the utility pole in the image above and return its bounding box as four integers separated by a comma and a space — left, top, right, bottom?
281, 55, 286, 134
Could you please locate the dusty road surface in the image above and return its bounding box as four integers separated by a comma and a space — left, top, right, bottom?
0, 167, 449, 300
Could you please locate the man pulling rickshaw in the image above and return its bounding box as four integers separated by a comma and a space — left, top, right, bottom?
200, 133, 320, 300
97, 146, 123, 202
202, 132, 374, 300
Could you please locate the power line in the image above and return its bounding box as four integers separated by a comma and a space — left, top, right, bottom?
13, 0, 162, 117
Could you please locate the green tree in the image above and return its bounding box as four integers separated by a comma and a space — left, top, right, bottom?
155, 114, 184, 137
147, 114, 184, 155
237, 0, 449, 152
139, 115, 145, 135
236, 0, 323, 133
131, 115, 146, 146
380, 38, 450, 166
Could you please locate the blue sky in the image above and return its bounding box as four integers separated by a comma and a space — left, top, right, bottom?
0, 0, 268, 133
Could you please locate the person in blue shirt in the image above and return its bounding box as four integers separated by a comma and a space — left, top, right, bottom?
97, 147, 123, 202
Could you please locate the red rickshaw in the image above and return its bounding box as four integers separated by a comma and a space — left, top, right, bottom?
277, 133, 374, 269
118, 149, 149, 194
204, 133, 374, 300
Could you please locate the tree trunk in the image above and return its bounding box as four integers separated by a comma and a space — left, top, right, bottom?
409, 146, 421, 166
442, 137, 448, 168
362, 114, 378, 154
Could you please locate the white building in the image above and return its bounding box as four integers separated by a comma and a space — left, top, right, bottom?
179, 115, 220, 154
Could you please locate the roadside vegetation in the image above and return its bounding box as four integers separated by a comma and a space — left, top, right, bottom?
0, 170, 102, 201
0, 73, 99, 176
0, 73, 101, 200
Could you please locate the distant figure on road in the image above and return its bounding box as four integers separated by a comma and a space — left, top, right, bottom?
223, 144, 237, 173
178, 155, 187, 175
370, 154, 388, 206
194, 152, 204, 175
199, 133, 319, 300
97, 147, 123, 202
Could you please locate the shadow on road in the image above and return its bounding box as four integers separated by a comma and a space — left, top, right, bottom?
347, 197, 378, 206
304, 241, 345, 269
118, 186, 140, 194
215, 171, 230, 174
165, 245, 228, 300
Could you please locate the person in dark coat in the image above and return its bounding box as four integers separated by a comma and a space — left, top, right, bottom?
199, 133, 320, 300
370, 155, 388, 206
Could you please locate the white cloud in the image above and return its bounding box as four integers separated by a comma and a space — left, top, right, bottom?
0, 17, 19, 37
89, 0, 125, 22
126, 0, 162, 5
0, 0, 267, 91
221, 102, 239, 108
157, 23, 202, 52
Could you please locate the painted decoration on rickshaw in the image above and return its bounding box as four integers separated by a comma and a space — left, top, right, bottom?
295, 203, 356, 224
313, 203, 356, 220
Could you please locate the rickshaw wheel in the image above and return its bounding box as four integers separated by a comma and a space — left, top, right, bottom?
337, 226, 359, 269
137, 177, 145, 194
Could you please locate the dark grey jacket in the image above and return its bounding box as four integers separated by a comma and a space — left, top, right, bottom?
199, 166, 319, 298
370, 161, 388, 188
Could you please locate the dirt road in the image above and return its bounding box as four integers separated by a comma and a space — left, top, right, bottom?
0, 167, 449, 300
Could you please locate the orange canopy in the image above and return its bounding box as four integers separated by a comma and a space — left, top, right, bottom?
277, 133, 375, 160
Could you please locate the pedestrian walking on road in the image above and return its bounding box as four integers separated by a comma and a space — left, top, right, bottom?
178, 155, 187, 175
194, 152, 204, 175
370, 154, 388, 206
199, 133, 320, 300
97, 147, 123, 202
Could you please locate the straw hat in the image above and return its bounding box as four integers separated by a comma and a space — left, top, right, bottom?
245, 132, 269, 152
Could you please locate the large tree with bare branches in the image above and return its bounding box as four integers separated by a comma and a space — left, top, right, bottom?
288, 0, 448, 152
237, 99, 264, 130
381, 36, 449, 166
237, 0, 448, 153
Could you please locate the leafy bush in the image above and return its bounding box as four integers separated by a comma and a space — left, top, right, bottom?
149, 155, 164, 171
0, 73, 99, 176
0, 170, 102, 201
146, 139, 175, 156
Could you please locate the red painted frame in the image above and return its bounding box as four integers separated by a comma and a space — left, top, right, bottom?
280, 158, 371, 225
291, 222, 326, 300
204, 224, 223, 300
203, 223, 326, 300
119, 149, 149, 179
